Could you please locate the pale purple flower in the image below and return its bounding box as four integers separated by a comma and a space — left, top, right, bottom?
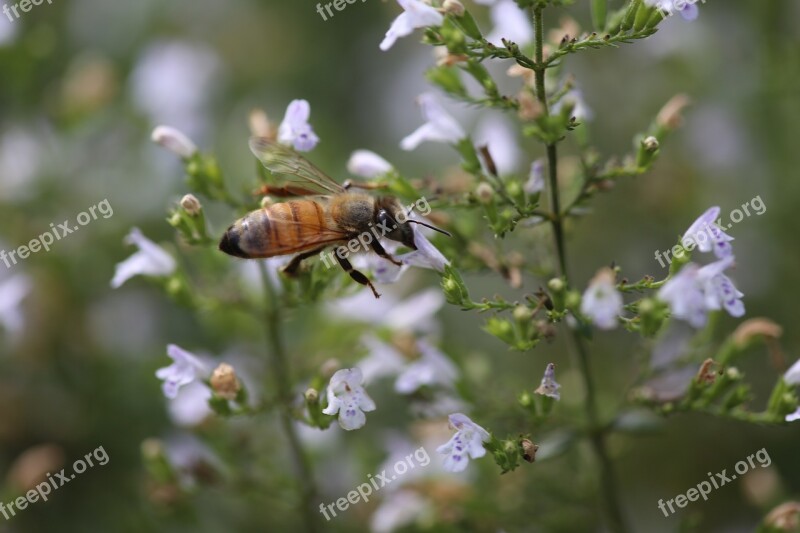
645, 0, 700, 21
784, 359, 800, 386
347, 150, 393, 179
683, 206, 734, 259
277, 100, 319, 152
436, 413, 490, 472
534, 363, 561, 400
396, 224, 450, 272
580, 268, 623, 330
151, 125, 198, 159
380, 0, 444, 52
111, 228, 177, 288
485, 0, 534, 46
524, 159, 545, 194
370, 490, 432, 533
322, 368, 376, 430
0, 273, 31, 336
167, 381, 213, 426
400, 93, 466, 151
359, 334, 407, 383
327, 287, 444, 333
156, 344, 209, 399
473, 114, 522, 176
658, 256, 744, 328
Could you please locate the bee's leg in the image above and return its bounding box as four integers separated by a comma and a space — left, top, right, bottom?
342, 180, 389, 191
335, 254, 381, 299
282, 246, 326, 277
369, 240, 403, 267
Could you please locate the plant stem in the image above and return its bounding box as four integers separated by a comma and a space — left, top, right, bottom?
532, 7, 628, 532
258, 262, 319, 533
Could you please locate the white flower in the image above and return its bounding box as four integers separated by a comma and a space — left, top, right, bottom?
658, 256, 745, 328
436, 413, 490, 472
534, 363, 561, 400
347, 150, 393, 179
524, 159, 545, 194
396, 224, 450, 272
380, 0, 444, 52
327, 287, 444, 333
322, 368, 376, 430
683, 206, 734, 259
786, 408, 800, 423
151, 125, 197, 159
553, 89, 593, 121
155, 344, 209, 399
580, 268, 624, 330
784, 359, 800, 386
359, 335, 408, 383
485, 0, 534, 46
111, 228, 177, 288
396, 339, 459, 393
370, 490, 432, 533
0, 273, 31, 335
277, 100, 319, 152
473, 114, 522, 176
645, 0, 700, 21
167, 381, 213, 427
400, 93, 466, 151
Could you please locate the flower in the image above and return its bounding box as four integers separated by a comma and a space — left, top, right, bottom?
645, 0, 700, 21
0, 273, 31, 336
322, 368, 376, 430
370, 490, 432, 533
553, 89, 593, 121
784, 359, 800, 386
380, 0, 444, 52
347, 150, 393, 179
473, 114, 522, 176
683, 206, 734, 259
580, 268, 624, 330
400, 93, 466, 151
436, 413, 490, 472
110, 228, 177, 288
151, 125, 197, 159
155, 344, 209, 399
534, 363, 561, 400
396, 339, 459, 393
524, 159, 545, 194
485, 0, 534, 47
658, 256, 745, 328
326, 287, 445, 333
786, 408, 800, 423
277, 100, 319, 152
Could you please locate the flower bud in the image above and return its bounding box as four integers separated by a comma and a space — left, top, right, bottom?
642, 136, 659, 152
521, 438, 539, 463
151, 125, 197, 159
210, 363, 241, 401
475, 182, 494, 204
304, 388, 319, 403
249, 108, 276, 140
180, 194, 202, 216
443, 0, 465, 17
513, 305, 532, 323
547, 278, 565, 294
656, 94, 691, 131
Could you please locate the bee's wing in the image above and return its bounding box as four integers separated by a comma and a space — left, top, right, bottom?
249, 137, 345, 195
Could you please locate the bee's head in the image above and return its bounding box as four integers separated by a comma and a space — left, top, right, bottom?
376, 197, 417, 250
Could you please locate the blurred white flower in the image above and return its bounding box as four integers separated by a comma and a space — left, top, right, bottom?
0, 127, 44, 201
436, 413, 490, 472
524, 159, 545, 194
396, 224, 450, 272
347, 150, 393, 179
786, 408, 800, 423
380, 0, 444, 52
111, 228, 176, 288
131, 41, 220, 138
473, 114, 522, 176
327, 287, 445, 333
534, 363, 561, 400
553, 89, 593, 121
370, 490, 432, 533
645, 0, 700, 21
156, 344, 209, 399
580, 268, 623, 330
277, 100, 319, 152
658, 256, 744, 328
322, 368, 376, 430
359, 334, 407, 383
784, 359, 800, 386
485, 0, 534, 46
0, 16, 18, 46
683, 206, 734, 259
396, 339, 459, 393
0, 273, 31, 336
151, 125, 198, 159
163, 433, 224, 485
167, 381, 213, 427
401, 93, 465, 151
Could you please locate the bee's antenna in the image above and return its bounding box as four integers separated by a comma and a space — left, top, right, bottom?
408, 219, 452, 237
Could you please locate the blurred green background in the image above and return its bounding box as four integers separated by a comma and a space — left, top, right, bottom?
0, 0, 799, 531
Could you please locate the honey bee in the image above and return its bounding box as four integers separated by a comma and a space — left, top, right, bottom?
218, 138, 449, 298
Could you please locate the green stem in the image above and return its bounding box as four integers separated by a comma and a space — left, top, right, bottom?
532, 7, 628, 533
258, 262, 319, 533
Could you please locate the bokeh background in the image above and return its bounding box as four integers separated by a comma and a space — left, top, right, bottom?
0, 0, 799, 531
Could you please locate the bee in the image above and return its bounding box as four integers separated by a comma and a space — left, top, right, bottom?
218, 138, 449, 298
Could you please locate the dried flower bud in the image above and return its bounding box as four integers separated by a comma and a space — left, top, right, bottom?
732, 318, 783, 347
517, 90, 543, 121
210, 363, 241, 401
656, 94, 691, 130
442, 0, 464, 17
764, 502, 800, 530
180, 194, 202, 216
521, 438, 539, 463
151, 125, 197, 159
320, 358, 340, 379
695, 358, 719, 384
249, 108, 275, 140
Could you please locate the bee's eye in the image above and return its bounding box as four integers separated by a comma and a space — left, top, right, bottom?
376, 209, 394, 229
